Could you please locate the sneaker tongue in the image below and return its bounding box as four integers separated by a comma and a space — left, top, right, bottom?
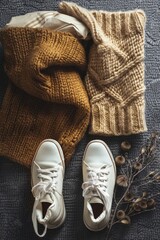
40, 193, 53, 204
38, 161, 56, 169
90, 197, 103, 204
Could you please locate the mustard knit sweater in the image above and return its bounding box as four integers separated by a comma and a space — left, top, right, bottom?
0, 27, 90, 167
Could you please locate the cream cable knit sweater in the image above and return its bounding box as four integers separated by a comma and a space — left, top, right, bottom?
59, 2, 147, 136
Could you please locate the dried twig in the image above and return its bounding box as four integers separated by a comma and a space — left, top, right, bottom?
105, 132, 160, 240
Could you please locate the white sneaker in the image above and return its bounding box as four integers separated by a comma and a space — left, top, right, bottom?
31, 139, 66, 237
82, 140, 116, 231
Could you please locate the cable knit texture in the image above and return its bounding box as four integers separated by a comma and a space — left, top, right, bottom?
59, 2, 147, 136
0, 27, 90, 167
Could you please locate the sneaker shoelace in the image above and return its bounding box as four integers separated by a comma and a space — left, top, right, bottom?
82, 161, 112, 215
32, 161, 60, 237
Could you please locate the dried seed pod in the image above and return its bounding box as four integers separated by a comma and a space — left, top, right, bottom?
120, 141, 131, 151
134, 197, 143, 203
124, 192, 134, 202
139, 200, 147, 209
116, 210, 126, 219
133, 203, 141, 212
149, 145, 155, 152
116, 175, 128, 187
115, 155, 126, 166
120, 216, 131, 225
151, 132, 157, 138
142, 192, 148, 197
141, 147, 146, 154
147, 199, 156, 208
156, 176, 160, 181
149, 171, 155, 177
133, 162, 142, 171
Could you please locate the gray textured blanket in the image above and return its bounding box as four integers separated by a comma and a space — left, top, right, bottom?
0, 0, 160, 239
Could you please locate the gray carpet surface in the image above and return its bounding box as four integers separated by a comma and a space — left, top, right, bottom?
0, 0, 160, 239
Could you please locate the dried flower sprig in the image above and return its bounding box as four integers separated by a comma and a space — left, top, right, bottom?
105, 132, 160, 240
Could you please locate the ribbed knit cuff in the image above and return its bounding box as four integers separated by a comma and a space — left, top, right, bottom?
91, 10, 145, 38
90, 95, 147, 136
